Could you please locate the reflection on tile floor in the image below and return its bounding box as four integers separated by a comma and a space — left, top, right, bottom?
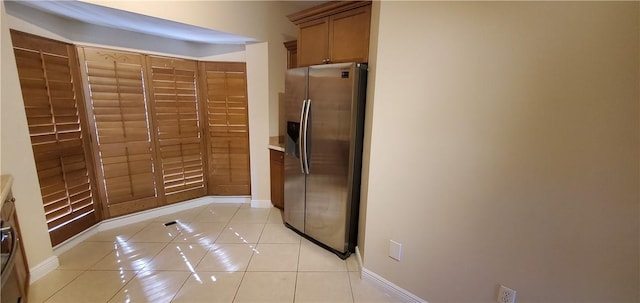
30, 204, 409, 303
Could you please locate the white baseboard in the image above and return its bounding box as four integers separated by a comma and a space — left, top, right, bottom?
53, 224, 100, 255
361, 267, 428, 303
251, 199, 273, 208
208, 196, 251, 204
99, 196, 250, 231
355, 246, 364, 274
29, 256, 59, 284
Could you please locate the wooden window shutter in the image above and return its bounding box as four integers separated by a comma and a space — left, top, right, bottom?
146, 56, 207, 204
10, 30, 100, 246
199, 62, 251, 195
77, 47, 161, 217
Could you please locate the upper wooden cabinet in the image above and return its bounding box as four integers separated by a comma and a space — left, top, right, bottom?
284, 40, 298, 69
288, 1, 371, 67
298, 18, 330, 66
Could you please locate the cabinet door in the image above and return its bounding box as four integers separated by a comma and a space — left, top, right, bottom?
328, 5, 371, 63
298, 17, 329, 67
269, 149, 284, 209
284, 40, 297, 69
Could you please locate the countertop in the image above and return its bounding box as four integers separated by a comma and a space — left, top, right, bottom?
1, 174, 14, 208
269, 136, 285, 152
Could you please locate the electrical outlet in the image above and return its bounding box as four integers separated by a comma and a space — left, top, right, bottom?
388, 240, 402, 261
497, 285, 516, 303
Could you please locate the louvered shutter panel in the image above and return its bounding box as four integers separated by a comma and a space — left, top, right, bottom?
78, 47, 161, 217
147, 56, 207, 204
10, 31, 99, 245
200, 62, 251, 195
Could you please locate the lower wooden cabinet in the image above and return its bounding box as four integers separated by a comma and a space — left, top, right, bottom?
269, 149, 284, 209
1, 189, 29, 303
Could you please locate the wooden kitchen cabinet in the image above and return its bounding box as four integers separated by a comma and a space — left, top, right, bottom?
328, 5, 371, 63
284, 40, 298, 69
1, 178, 29, 303
289, 1, 371, 67
298, 18, 330, 66
269, 149, 284, 209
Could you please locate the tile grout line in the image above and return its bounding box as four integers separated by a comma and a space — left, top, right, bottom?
86, 206, 203, 302
147, 205, 237, 302
293, 228, 303, 303
231, 269, 248, 302
190, 205, 241, 270
49, 234, 131, 301
149, 223, 198, 303
169, 204, 241, 302
104, 230, 175, 302
47, 221, 150, 302
228, 206, 264, 303
167, 270, 193, 303
242, 216, 267, 272
107, 204, 235, 302
347, 266, 356, 303
38, 269, 84, 303
164, 206, 218, 302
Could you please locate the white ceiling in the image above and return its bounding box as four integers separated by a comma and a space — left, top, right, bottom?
13, 0, 257, 44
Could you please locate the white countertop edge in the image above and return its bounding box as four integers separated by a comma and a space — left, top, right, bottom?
268, 145, 285, 152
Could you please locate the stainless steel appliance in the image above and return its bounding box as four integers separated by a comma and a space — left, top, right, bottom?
284, 62, 367, 259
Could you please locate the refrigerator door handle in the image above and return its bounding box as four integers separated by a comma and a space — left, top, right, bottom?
303, 99, 311, 174
299, 99, 307, 174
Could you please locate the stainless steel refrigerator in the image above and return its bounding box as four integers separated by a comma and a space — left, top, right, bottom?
283, 62, 367, 259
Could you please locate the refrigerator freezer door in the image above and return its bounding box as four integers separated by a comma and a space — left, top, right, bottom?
304, 63, 358, 252
284, 67, 308, 232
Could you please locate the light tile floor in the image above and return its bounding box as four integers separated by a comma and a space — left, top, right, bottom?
29, 204, 409, 303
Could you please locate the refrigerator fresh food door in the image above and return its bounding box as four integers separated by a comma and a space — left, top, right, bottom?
284, 67, 308, 232
304, 63, 359, 252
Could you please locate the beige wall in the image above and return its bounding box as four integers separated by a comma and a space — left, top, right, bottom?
358, 0, 383, 259
363, 2, 639, 302
0, 3, 55, 269
246, 42, 271, 204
